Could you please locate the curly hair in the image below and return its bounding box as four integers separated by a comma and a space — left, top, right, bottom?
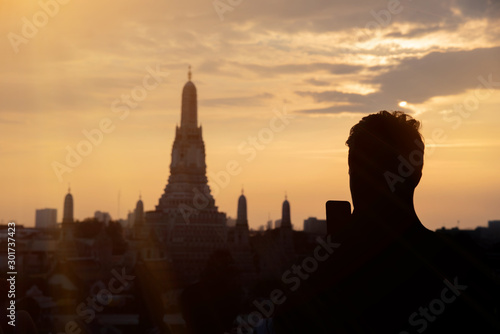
346, 110, 424, 191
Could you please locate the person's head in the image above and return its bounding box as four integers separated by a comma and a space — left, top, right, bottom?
346, 111, 424, 210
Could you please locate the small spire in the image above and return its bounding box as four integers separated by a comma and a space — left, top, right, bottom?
188, 65, 192, 81
285, 191, 287, 200
68, 183, 71, 194
241, 186, 244, 195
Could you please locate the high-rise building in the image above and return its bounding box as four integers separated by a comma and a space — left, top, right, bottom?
35, 208, 57, 229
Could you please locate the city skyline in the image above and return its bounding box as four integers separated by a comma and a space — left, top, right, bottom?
1, 0, 500, 230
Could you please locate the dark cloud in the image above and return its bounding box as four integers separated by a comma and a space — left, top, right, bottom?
297, 46, 500, 114
304, 78, 331, 86
296, 91, 387, 114
455, 0, 500, 18
298, 105, 371, 114
232, 62, 363, 77
296, 90, 369, 104
373, 46, 500, 104
384, 25, 444, 38
200, 92, 274, 107
223, 0, 495, 35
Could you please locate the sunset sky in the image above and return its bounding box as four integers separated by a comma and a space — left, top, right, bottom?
1, 0, 499, 230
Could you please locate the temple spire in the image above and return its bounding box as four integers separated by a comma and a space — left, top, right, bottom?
281, 195, 291, 228
180, 65, 197, 128
63, 188, 74, 224
236, 191, 248, 227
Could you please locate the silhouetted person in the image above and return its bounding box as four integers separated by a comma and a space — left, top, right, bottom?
272, 111, 499, 333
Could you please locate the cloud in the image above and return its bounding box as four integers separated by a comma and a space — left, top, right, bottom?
304, 78, 332, 86
384, 24, 445, 39
0, 0, 498, 119
372, 46, 500, 104
297, 46, 500, 114
232, 62, 363, 77
454, 0, 500, 19
296, 90, 368, 104
200, 92, 274, 107
298, 105, 368, 114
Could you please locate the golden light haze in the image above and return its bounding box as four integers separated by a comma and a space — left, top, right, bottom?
0, 0, 499, 230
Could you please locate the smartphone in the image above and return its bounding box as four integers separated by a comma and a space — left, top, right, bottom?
325, 200, 351, 238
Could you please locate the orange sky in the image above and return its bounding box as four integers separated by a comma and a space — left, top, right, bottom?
0, 0, 499, 230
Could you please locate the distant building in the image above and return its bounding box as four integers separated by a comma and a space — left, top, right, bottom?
134, 196, 144, 225
488, 220, 500, 239
59, 188, 77, 258
62, 188, 74, 224
35, 209, 57, 229
127, 210, 135, 227
249, 197, 295, 280
281, 196, 292, 229
117, 218, 128, 229
227, 190, 254, 280
234, 190, 249, 245
279, 196, 293, 251
267, 219, 272, 230
274, 219, 282, 229
94, 211, 111, 224
133, 196, 147, 238
303, 217, 327, 235
226, 217, 237, 227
